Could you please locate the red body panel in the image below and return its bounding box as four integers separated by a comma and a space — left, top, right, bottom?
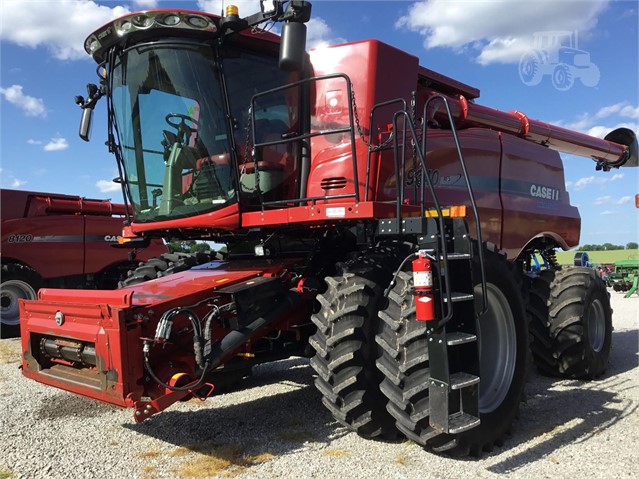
1, 189, 166, 279
20, 260, 304, 409
303, 41, 580, 256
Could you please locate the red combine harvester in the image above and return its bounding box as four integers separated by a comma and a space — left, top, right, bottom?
19, 1, 637, 456
1, 188, 166, 337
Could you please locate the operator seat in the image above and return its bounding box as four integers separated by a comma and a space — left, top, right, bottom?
240, 118, 289, 195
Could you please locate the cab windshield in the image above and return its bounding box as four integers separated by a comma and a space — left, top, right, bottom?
111, 41, 234, 222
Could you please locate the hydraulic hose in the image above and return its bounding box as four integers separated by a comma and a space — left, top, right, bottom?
144, 288, 302, 392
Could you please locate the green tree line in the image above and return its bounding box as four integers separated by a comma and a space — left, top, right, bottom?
166, 240, 215, 254
579, 242, 638, 251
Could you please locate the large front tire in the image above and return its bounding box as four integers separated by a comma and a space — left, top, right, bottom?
529, 266, 612, 379
309, 244, 411, 439
376, 248, 529, 456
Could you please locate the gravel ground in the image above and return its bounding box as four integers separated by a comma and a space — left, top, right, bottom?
1, 292, 637, 479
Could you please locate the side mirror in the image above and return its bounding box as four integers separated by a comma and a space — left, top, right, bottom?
75, 83, 103, 142
79, 107, 94, 142
279, 21, 307, 71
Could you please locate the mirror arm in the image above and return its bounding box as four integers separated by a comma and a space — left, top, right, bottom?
75, 83, 104, 142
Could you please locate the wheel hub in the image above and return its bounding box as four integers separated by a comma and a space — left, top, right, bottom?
587, 299, 606, 352
1, 279, 37, 326
476, 283, 516, 414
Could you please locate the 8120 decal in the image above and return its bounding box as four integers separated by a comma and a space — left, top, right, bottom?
7, 234, 34, 243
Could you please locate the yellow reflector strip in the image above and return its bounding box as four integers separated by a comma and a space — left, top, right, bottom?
450, 205, 467, 217
424, 206, 467, 218
216, 278, 230, 284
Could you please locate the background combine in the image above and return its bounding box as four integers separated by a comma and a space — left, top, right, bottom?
1, 188, 166, 337
18, 1, 638, 457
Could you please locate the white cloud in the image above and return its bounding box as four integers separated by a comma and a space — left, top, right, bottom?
0, 85, 46, 117
0, 169, 27, 189
132, 0, 158, 8
573, 176, 596, 191
43, 137, 69, 151
600, 210, 614, 215
617, 196, 632, 204
593, 196, 612, 205
585, 122, 639, 139
27, 139, 43, 145
619, 105, 639, 120
594, 102, 626, 119
307, 17, 346, 49
0, 0, 130, 60
571, 173, 623, 192
396, 0, 608, 65
96, 179, 121, 193
558, 102, 639, 138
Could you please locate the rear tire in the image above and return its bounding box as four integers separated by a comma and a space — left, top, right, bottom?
376, 247, 529, 456
309, 243, 411, 439
118, 252, 215, 287
528, 266, 612, 379
1, 264, 42, 338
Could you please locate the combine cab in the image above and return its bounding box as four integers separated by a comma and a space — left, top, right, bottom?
19, 1, 638, 456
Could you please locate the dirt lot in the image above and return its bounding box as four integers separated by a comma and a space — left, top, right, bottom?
0, 292, 637, 479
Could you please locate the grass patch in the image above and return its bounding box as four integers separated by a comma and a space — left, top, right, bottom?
137, 450, 161, 459
555, 249, 639, 265
0, 468, 13, 479
172, 441, 274, 478
141, 465, 156, 479
395, 453, 409, 465
323, 449, 350, 457
0, 341, 21, 365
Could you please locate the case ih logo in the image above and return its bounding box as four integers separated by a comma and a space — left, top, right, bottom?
519, 30, 600, 91
530, 184, 560, 201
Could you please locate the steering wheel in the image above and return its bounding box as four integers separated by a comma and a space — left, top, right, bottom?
165, 113, 199, 142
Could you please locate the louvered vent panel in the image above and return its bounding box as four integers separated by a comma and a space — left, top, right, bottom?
320, 177, 348, 190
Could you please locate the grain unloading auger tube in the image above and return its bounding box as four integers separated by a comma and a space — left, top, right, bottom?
421, 88, 638, 169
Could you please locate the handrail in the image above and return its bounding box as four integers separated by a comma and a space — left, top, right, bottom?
364, 98, 407, 202
391, 110, 454, 319
249, 73, 359, 209
422, 94, 487, 316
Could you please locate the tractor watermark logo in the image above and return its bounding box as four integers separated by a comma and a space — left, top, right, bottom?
519, 31, 600, 91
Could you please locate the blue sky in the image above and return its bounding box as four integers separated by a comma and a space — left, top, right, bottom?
0, 0, 637, 246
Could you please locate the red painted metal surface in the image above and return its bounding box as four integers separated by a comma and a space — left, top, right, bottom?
129, 202, 240, 236
20, 259, 301, 411
2, 189, 166, 280
18, 8, 636, 420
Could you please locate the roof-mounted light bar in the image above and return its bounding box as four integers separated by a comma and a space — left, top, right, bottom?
84, 10, 218, 60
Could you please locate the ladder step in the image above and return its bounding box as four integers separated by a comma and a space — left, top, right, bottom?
450, 372, 480, 390
446, 332, 477, 346
443, 292, 474, 303
447, 412, 481, 434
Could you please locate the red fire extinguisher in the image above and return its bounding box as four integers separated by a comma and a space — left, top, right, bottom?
413, 251, 435, 321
